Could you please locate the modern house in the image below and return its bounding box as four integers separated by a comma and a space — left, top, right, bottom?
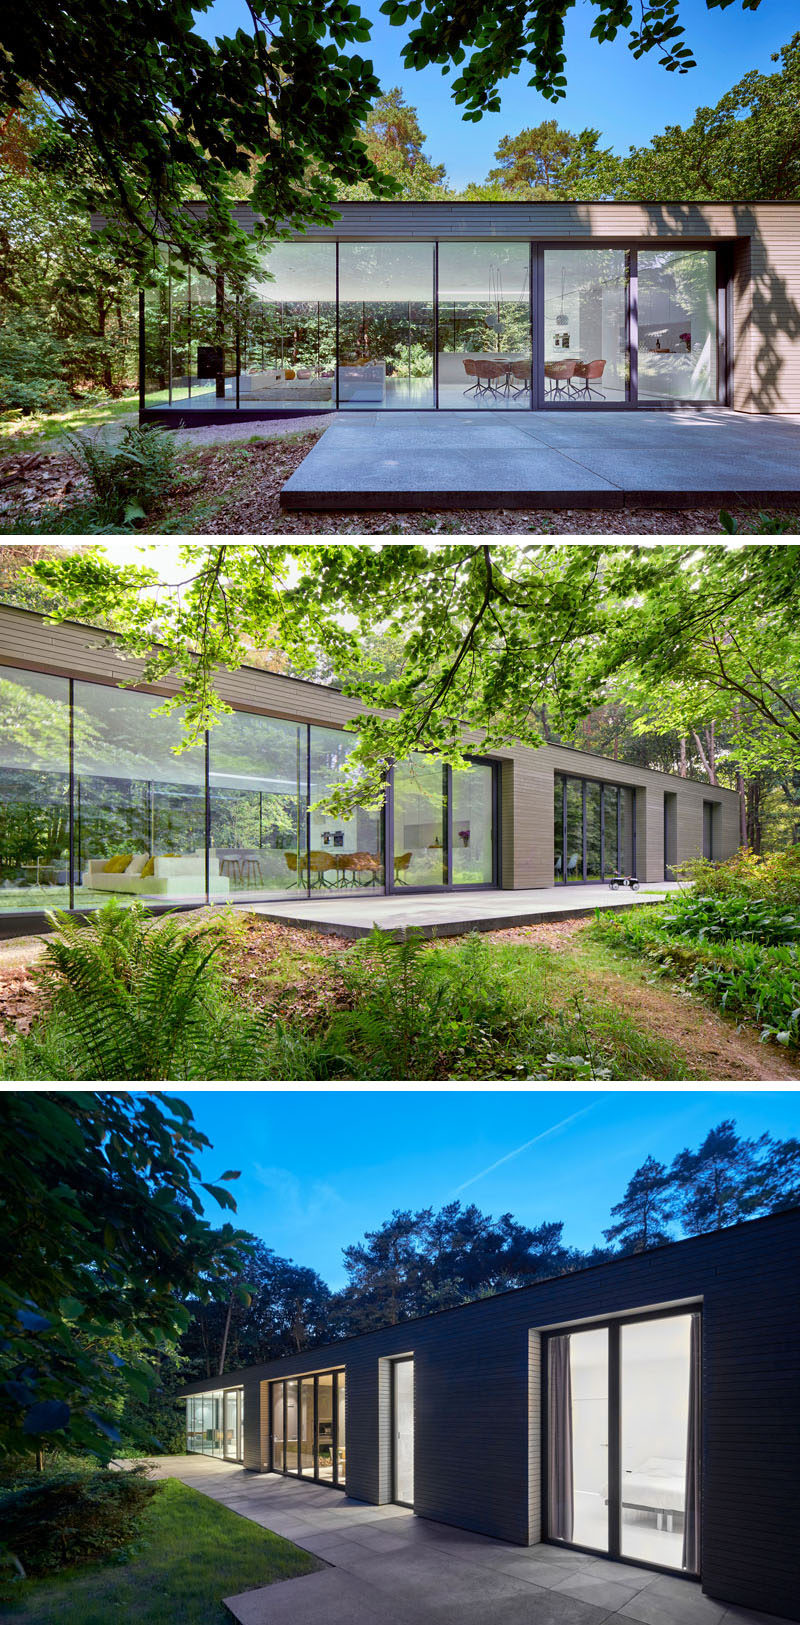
125, 201, 800, 425
0, 603, 739, 930
178, 1207, 800, 1623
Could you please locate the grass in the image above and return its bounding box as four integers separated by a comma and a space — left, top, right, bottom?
0, 393, 140, 456
1, 1477, 318, 1625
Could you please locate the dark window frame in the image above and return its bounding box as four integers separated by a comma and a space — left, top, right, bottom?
389, 1354, 415, 1510
269, 1369, 346, 1489
554, 771, 637, 884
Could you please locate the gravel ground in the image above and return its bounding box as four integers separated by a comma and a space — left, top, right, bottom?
171, 413, 335, 448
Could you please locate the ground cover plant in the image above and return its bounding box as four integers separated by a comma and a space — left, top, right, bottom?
2, 902, 798, 1083
592, 851, 800, 1049
0, 1460, 156, 1581
0, 1475, 317, 1624
2, 427, 799, 534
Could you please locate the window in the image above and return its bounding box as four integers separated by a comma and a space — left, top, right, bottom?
554, 774, 636, 883
270, 1370, 346, 1485
186, 1388, 243, 1460
392, 1358, 414, 1506
242, 242, 336, 412
451, 762, 494, 884
546, 1311, 700, 1575
339, 242, 434, 409
544, 250, 627, 405
309, 726, 383, 891
209, 710, 307, 900
638, 251, 717, 402
437, 241, 531, 410
0, 667, 70, 913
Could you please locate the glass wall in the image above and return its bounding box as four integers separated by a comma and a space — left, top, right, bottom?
437, 242, 531, 409
620, 1314, 693, 1568
73, 682, 206, 909
270, 1370, 345, 1484
143, 241, 721, 415
0, 668, 70, 913
638, 251, 717, 402
560, 1328, 609, 1552
451, 762, 494, 884
339, 242, 434, 409
309, 726, 383, 890
209, 710, 307, 902
393, 754, 447, 888
554, 774, 636, 882
544, 249, 628, 404
186, 1388, 244, 1460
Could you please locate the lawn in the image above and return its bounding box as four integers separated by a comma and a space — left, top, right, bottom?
1, 1477, 319, 1625
0, 392, 140, 456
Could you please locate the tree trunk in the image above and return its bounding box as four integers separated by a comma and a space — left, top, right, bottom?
218, 1290, 235, 1376
678, 737, 688, 778
691, 727, 718, 785
746, 779, 763, 854
736, 772, 748, 847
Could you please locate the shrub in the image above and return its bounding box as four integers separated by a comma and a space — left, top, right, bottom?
678, 847, 800, 905
0, 313, 70, 415
659, 892, 800, 948
0, 1464, 157, 1579
68, 424, 177, 525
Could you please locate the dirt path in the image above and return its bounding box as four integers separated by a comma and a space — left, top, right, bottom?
489, 919, 800, 1082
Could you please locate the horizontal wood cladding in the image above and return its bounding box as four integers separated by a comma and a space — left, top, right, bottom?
187, 1211, 800, 1620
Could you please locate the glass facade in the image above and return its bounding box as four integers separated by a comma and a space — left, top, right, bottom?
186, 1388, 244, 1460
270, 1369, 345, 1485
392, 1358, 415, 1506
0, 666, 496, 916
141, 243, 722, 415
553, 773, 636, 883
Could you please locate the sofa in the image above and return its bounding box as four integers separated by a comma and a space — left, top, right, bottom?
337, 363, 386, 403
84, 852, 229, 898
239, 370, 333, 403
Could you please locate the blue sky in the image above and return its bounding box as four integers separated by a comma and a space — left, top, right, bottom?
175, 1089, 800, 1288
200, 0, 796, 189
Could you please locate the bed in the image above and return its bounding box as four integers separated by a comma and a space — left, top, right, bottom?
621, 1457, 686, 1532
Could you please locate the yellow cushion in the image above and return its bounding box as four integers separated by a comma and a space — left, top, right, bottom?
103, 854, 133, 873
141, 857, 155, 877
284, 368, 296, 381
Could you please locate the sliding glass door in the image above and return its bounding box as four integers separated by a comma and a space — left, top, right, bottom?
270, 1370, 346, 1486
545, 1310, 701, 1575
391, 754, 496, 891
554, 774, 636, 884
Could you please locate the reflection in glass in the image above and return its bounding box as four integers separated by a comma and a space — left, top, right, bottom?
300, 1378, 314, 1473
620, 1315, 692, 1567
224, 1390, 238, 1459
317, 1374, 334, 1481
638, 251, 717, 402
554, 776, 565, 882
544, 250, 627, 404
209, 711, 307, 900
339, 242, 434, 409
451, 763, 493, 884
565, 778, 583, 882
309, 727, 383, 891
337, 1374, 346, 1486
272, 1382, 285, 1471
437, 242, 531, 410
585, 782, 602, 882
73, 682, 206, 909
569, 1328, 609, 1551
393, 1360, 414, 1505
0, 666, 70, 912
621, 788, 635, 875
241, 241, 336, 412
393, 755, 447, 888
286, 1380, 299, 1473
603, 786, 619, 876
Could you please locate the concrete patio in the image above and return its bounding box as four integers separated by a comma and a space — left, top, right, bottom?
279, 407, 800, 511
247, 881, 680, 940
147, 1458, 792, 1625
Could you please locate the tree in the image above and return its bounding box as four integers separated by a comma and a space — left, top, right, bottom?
476, 122, 608, 200
180, 1239, 337, 1375
603, 1157, 676, 1253
607, 33, 800, 201
339, 88, 449, 200
27, 544, 800, 826
0, 1091, 248, 1461
669, 1120, 769, 1235
382, 0, 764, 116
0, 1, 394, 281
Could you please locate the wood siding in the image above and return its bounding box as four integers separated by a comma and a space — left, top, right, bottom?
0, 606, 740, 891
181, 1209, 800, 1622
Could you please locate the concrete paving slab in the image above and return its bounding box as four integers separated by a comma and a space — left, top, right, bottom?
224, 1568, 418, 1625
279, 407, 800, 510
248, 881, 678, 940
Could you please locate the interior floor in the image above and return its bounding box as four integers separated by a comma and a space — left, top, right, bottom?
573, 1498, 686, 1571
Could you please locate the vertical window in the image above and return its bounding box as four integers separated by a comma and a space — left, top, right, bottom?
603, 787, 619, 877
272, 1381, 285, 1471
244, 241, 336, 412
309, 726, 383, 892
393, 755, 448, 888
451, 762, 494, 884
437, 241, 532, 410
620, 1315, 695, 1568
0, 666, 70, 914
339, 243, 434, 410
337, 1373, 346, 1486
544, 250, 627, 404
72, 682, 205, 910
638, 251, 717, 402
208, 710, 308, 901
392, 1359, 414, 1506
299, 1378, 315, 1473
554, 775, 565, 882
286, 1380, 299, 1473
317, 1373, 334, 1481
585, 782, 602, 882
565, 778, 583, 882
